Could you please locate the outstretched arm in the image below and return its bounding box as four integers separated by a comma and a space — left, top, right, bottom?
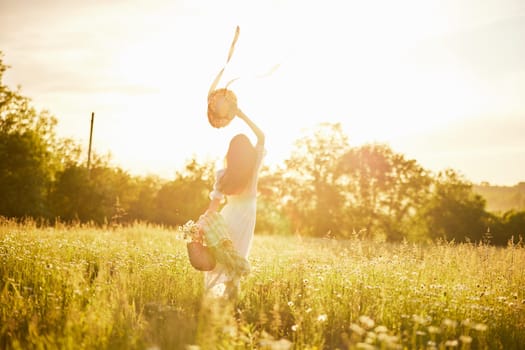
236, 108, 265, 146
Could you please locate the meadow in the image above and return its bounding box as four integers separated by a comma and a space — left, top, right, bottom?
0, 219, 523, 349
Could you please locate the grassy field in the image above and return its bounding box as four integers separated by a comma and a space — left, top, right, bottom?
0, 219, 524, 349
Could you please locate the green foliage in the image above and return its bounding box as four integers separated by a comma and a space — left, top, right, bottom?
0, 56, 51, 217
1, 52, 522, 244
0, 52, 81, 219
0, 129, 50, 217
255, 196, 292, 235
48, 164, 91, 221
49, 161, 137, 224
488, 210, 525, 246
127, 175, 163, 223
420, 169, 489, 242
1, 221, 524, 349
281, 123, 350, 235
337, 143, 432, 241
155, 159, 215, 226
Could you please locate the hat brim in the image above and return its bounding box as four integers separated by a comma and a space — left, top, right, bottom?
207, 88, 237, 128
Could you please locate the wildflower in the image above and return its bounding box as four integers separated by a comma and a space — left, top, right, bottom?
426, 340, 437, 350
460, 319, 472, 328
374, 325, 388, 333
474, 323, 488, 332
442, 318, 457, 328
459, 335, 472, 344
377, 333, 388, 342
412, 315, 428, 325
365, 332, 377, 343
287, 301, 294, 308
350, 323, 366, 336
291, 324, 298, 332
359, 315, 375, 329
428, 326, 441, 334
444, 339, 459, 347
178, 220, 202, 243
317, 314, 327, 322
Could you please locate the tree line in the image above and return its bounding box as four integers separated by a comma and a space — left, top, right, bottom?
1, 53, 523, 245
473, 182, 525, 213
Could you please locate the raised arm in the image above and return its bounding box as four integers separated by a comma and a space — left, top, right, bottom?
236, 108, 265, 146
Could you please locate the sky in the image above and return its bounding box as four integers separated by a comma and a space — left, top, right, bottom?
1, 0, 524, 185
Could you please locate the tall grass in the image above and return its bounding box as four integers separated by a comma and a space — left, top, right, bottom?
1, 218, 523, 349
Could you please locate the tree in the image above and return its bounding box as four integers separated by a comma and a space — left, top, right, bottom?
337, 143, 431, 241
0, 52, 73, 218
155, 158, 215, 226
487, 210, 525, 246
48, 152, 135, 224
127, 175, 163, 223
281, 123, 350, 236
420, 169, 489, 242
473, 182, 525, 213
255, 165, 293, 235
48, 164, 91, 221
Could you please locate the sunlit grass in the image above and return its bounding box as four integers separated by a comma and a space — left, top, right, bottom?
1, 218, 523, 349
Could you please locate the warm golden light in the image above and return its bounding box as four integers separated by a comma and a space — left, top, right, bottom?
1, 0, 523, 184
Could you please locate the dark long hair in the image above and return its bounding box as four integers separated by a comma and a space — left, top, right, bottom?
218, 134, 257, 195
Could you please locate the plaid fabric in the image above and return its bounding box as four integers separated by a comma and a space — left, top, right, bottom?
198, 211, 231, 248
197, 211, 250, 279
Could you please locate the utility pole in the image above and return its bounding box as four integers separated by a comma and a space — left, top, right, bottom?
87, 112, 94, 170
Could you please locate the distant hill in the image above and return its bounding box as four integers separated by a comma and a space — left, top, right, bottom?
473, 182, 525, 213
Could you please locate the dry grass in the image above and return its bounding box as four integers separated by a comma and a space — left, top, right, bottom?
1, 219, 523, 349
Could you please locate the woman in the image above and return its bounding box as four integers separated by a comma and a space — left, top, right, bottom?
203, 107, 265, 298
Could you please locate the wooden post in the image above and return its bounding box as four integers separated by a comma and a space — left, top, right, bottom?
87, 112, 94, 170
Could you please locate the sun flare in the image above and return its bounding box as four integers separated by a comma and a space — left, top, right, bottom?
2, 0, 523, 184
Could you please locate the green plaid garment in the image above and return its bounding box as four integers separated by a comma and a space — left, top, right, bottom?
198, 212, 251, 279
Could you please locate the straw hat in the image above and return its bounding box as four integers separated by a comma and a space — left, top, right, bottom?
207, 88, 238, 128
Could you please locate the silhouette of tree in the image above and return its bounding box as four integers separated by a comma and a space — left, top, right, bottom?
420, 169, 489, 242
0, 52, 79, 218
486, 210, 525, 246
127, 175, 163, 223
281, 123, 350, 235
337, 143, 431, 241
255, 165, 293, 234
155, 158, 215, 226
49, 155, 135, 224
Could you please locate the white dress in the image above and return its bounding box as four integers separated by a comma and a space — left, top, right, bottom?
204, 142, 265, 296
